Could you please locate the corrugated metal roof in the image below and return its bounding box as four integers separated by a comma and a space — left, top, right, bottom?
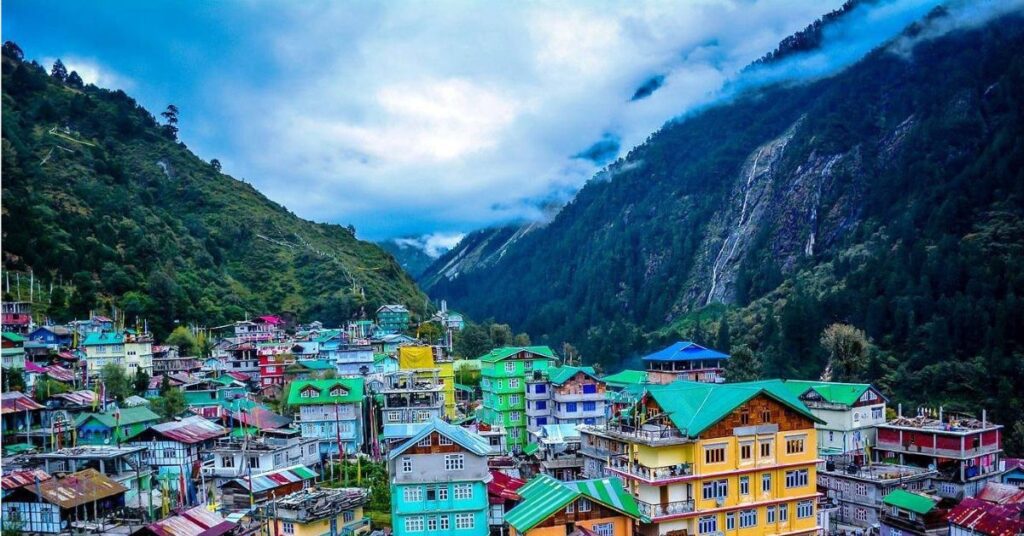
601, 369, 648, 386
1, 391, 45, 414
144, 505, 237, 536
381, 422, 428, 440
231, 407, 291, 430
948, 497, 1024, 536
976, 483, 1024, 505
487, 471, 525, 503
640, 341, 728, 362
151, 416, 227, 444
388, 418, 491, 459
45, 365, 76, 382
51, 390, 100, 406
32, 469, 127, 509
547, 366, 599, 386
226, 465, 318, 494
478, 346, 557, 362
539, 424, 581, 443
2, 469, 51, 490
506, 475, 641, 532
883, 489, 938, 515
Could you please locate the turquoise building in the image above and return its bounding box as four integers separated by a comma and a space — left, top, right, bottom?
388, 419, 491, 535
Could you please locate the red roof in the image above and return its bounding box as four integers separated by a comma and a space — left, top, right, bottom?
143, 505, 236, 536
948, 498, 1024, 536
488, 471, 526, 504
46, 365, 76, 383
150, 416, 227, 444
256, 315, 284, 325
977, 483, 1024, 505
51, 390, 101, 406
231, 407, 291, 430
1, 392, 45, 414
25, 361, 46, 373
56, 350, 78, 360
1, 470, 51, 490
226, 371, 251, 382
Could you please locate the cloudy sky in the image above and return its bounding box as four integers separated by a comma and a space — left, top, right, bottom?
4, 0, 965, 246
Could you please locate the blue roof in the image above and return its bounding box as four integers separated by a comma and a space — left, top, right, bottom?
641, 341, 729, 362
388, 418, 491, 459
382, 422, 429, 440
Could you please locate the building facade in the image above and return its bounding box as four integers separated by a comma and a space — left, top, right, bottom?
480, 346, 558, 451
642, 341, 729, 384
287, 378, 365, 457
784, 380, 887, 458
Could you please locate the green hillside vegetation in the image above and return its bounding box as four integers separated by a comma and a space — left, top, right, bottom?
428, 15, 1024, 450
1, 45, 426, 338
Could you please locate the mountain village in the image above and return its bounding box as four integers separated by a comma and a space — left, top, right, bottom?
0, 300, 1019, 536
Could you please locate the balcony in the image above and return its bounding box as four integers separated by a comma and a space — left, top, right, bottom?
581, 423, 691, 446
875, 440, 1000, 459
608, 454, 693, 483
580, 444, 626, 460
554, 391, 604, 403
637, 498, 695, 520
341, 518, 371, 536
542, 456, 584, 469
553, 407, 604, 420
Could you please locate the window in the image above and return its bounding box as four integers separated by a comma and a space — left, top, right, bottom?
762, 473, 772, 492
739, 475, 750, 495
163, 448, 175, 459
566, 402, 578, 413
455, 513, 474, 529
779, 503, 788, 522
445, 454, 465, 471
583, 384, 597, 394
726, 512, 736, 530
566, 501, 575, 514
427, 516, 437, 530
222, 456, 235, 468
740, 410, 750, 425
308, 444, 316, 454
594, 523, 614, 536
282, 521, 295, 534
524, 361, 534, 371
510, 411, 521, 422
438, 435, 453, 446
418, 436, 432, 447
510, 395, 520, 405
579, 498, 592, 512
583, 401, 596, 412
740, 442, 753, 460
534, 383, 547, 394
536, 400, 547, 410
439, 515, 450, 530
767, 505, 776, 523
785, 469, 809, 488
872, 406, 884, 419
702, 479, 728, 500
855, 507, 868, 522
402, 457, 412, 473
698, 515, 717, 534
404, 486, 423, 502
330, 387, 346, 397
505, 363, 515, 373
510, 379, 520, 388
786, 436, 806, 455
705, 445, 726, 464
762, 410, 771, 422
248, 456, 260, 469
797, 500, 814, 519
739, 509, 757, 528
454, 484, 472, 500
760, 440, 772, 458
405, 517, 424, 532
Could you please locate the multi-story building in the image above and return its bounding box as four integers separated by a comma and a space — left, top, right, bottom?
335, 343, 375, 377
26, 325, 73, 350
229, 315, 285, 343
398, 345, 456, 418
642, 341, 729, 384
74, 406, 161, 445
505, 474, 643, 536
151, 345, 202, 375
784, 380, 888, 459
579, 380, 824, 536
1, 331, 26, 369
205, 435, 321, 485
124, 331, 154, 377
29, 446, 153, 511
81, 331, 125, 375
287, 378, 365, 457
219, 464, 318, 511
817, 460, 935, 531
530, 423, 586, 481
267, 487, 371, 536
525, 365, 607, 434
127, 416, 228, 506
876, 409, 1004, 500
257, 341, 295, 388
388, 419, 491, 536
1, 301, 32, 334
1, 469, 126, 534
480, 346, 558, 451
380, 369, 445, 425
218, 341, 260, 376
376, 304, 411, 335
879, 489, 951, 536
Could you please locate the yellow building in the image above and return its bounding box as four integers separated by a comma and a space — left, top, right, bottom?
579, 380, 824, 536
397, 345, 457, 418
266, 487, 370, 536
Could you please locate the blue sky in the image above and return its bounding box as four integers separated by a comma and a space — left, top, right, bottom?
4, 0, 999, 248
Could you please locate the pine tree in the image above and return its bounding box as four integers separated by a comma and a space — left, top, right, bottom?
50, 59, 68, 83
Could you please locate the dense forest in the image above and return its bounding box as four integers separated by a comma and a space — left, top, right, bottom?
427, 12, 1024, 450
1, 44, 427, 339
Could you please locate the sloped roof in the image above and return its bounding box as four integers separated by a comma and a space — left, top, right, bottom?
642, 379, 822, 438
1, 391, 45, 414
50, 390, 100, 406
75, 406, 161, 429
547, 366, 599, 386
45, 365, 76, 383
602, 369, 648, 386
488, 471, 526, 503
82, 332, 124, 346
478, 346, 557, 363
783, 380, 886, 406
538, 424, 581, 443
286, 378, 364, 406
948, 497, 1024, 536
976, 483, 1024, 505
883, 489, 939, 515
224, 465, 318, 494
231, 407, 291, 430
294, 359, 334, 371
31, 469, 127, 509
2, 332, 26, 342
142, 504, 237, 536
641, 341, 728, 362
314, 329, 344, 343
2, 469, 51, 490
506, 475, 640, 532
381, 422, 428, 440
149, 416, 227, 444
388, 418, 491, 459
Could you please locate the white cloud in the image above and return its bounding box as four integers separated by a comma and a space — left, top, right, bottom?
42, 56, 133, 90
394, 232, 466, 258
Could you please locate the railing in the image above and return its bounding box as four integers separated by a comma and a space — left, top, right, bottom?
542, 457, 584, 469
554, 392, 604, 402
554, 408, 605, 419
341, 517, 371, 535
608, 454, 693, 482
580, 444, 627, 460
601, 423, 688, 444
637, 498, 695, 519
876, 440, 1000, 458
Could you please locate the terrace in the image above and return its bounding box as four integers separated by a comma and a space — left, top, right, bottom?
607, 453, 694, 484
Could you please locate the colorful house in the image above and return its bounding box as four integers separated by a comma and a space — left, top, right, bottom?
268, 487, 371, 536
947, 496, 1024, 536
388, 419, 491, 536
525, 365, 607, 433
123, 332, 154, 377
505, 474, 642, 536
81, 331, 126, 374
1, 469, 126, 534
880, 489, 950, 536
578, 380, 825, 536
783, 380, 888, 458
74, 406, 161, 445
479, 346, 558, 450
376, 304, 411, 335
219, 464, 319, 511
1, 331, 26, 369
287, 378, 365, 456
1, 301, 32, 334
127, 416, 228, 507
398, 345, 456, 418
27, 326, 73, 350
641, 341, 729, 384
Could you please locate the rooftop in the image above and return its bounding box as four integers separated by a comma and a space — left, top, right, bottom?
275, 487, 370, 522
883, 489, 939, 515
822, 462, 936, 482
880, 413, 1002, 433
505, 475, 641, 532
32, 445, 147, 461
640, 341, 728, 362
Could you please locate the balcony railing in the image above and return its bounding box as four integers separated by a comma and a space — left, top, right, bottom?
341, 517, 371, 535
637, 498, 695, 519
542, 457, 584, 469
608, 454, 693, 483
597, 423, 689, 445
554, 408, 604, 420
876, 440, 1000, 459
580, 444, 627, 460
554, 392, 604, 403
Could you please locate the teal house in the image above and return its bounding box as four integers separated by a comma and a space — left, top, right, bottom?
388, 419, 491, 535
75, 406, 161, 445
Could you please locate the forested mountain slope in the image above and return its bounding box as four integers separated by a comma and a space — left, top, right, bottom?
1, 49, 426, 338
428, 10, 1024, 442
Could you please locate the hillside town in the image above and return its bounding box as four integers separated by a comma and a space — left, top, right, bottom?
1, 300, 1021, 536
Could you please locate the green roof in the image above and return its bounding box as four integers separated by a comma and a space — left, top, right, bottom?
506, 475, 641, 532
644, 380, 823, 438
74, 406, 161, 428
286, 378, 365, 406
454, 383, 475, 393
782, 380, 879, 406
82, 332, 124, 346
602, 369, 648, 386
3, 443, 36, 455
314, 329, 344, 343
883, 489, 938, 515
478, 346, 557, 363
547, 366, 599, 386
522, 442, 540, 456
2, 332, 26, 343
373, 353, 391, 364
295, 359, 335, 371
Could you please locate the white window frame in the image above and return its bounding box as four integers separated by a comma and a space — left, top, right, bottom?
402, 456, 412, 473
405, 516, 424, 532
445, 454, 465, 471
455, 513, 474, 530
454, 483, 472, 500
404, 486, 423, 502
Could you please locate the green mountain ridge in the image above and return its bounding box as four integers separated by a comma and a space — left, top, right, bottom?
1, 50, 426, 338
